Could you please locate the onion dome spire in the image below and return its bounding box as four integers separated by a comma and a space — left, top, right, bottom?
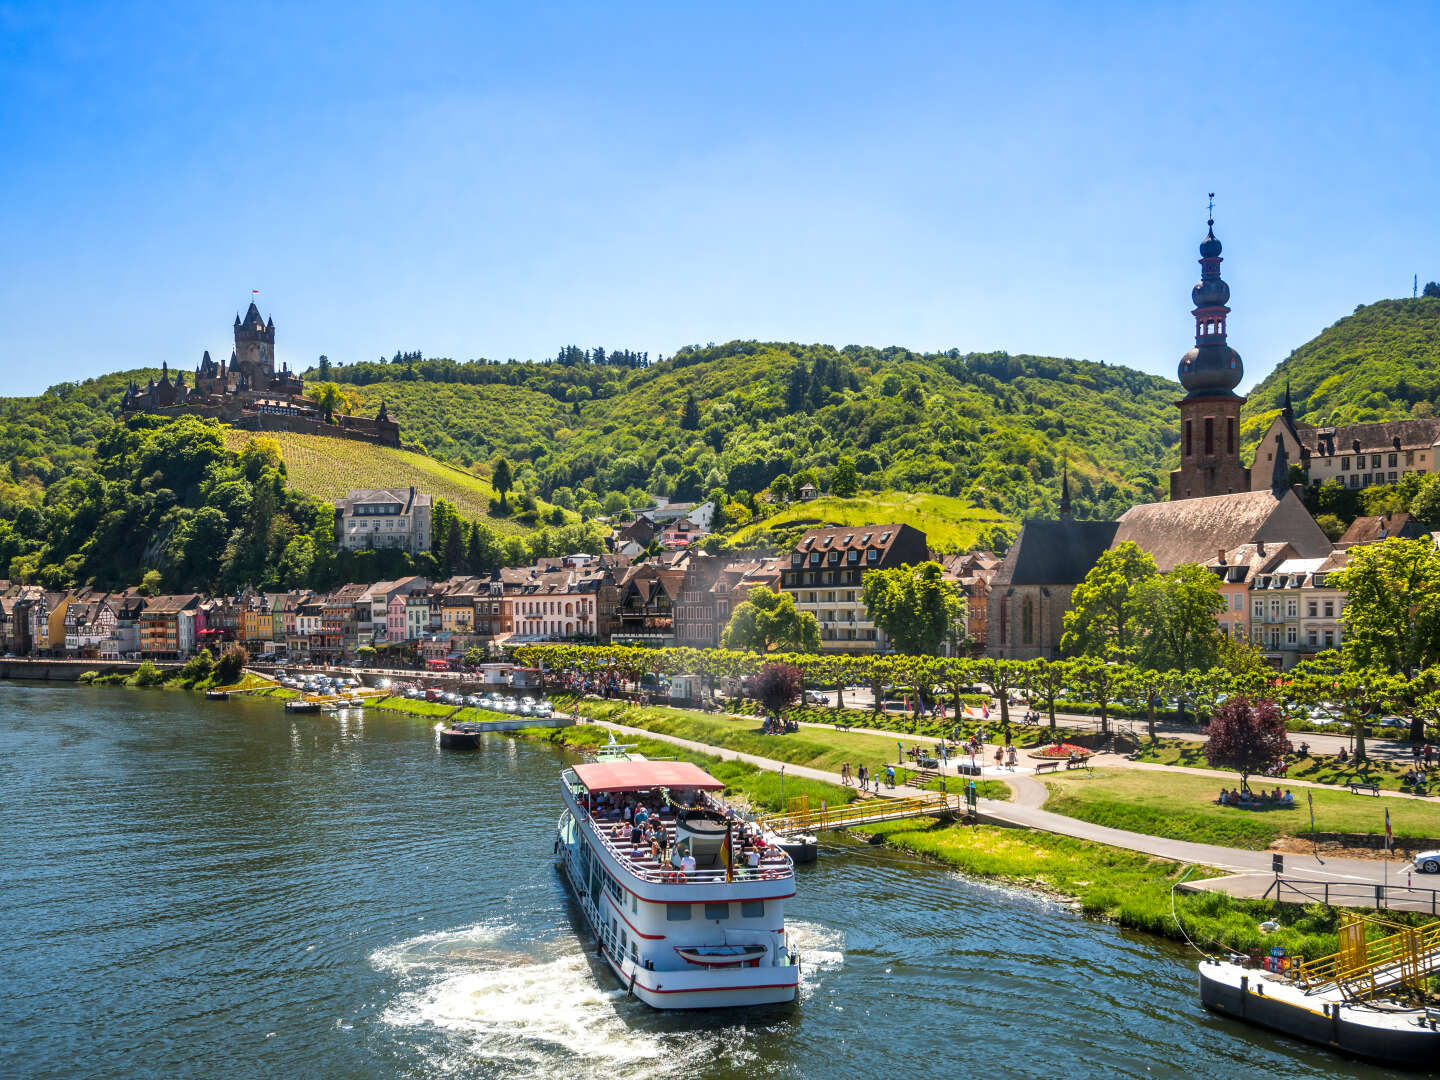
1177, 196, 1243, 400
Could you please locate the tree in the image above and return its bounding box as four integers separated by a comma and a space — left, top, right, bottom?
721, 587, 821, 653
830, 456, 859, 498
1410, 474, 1440, 529
769, 474, 792, 503
1424, 281, 1440, 299
215, 645, 248, 685
178, 647, 214, 685
1060, 542, 1157, 659
1332, 536, 1440, 673
139, 569, 163, 596
861, 562, 960, 655
493, 458, 514, 507
317, 354, 331, 379
753, 662, 802, 716
1067, 656, 1125, 735
680, 392, 700, 431
1205, 697, 1288, 792
1290, 653, 1402, 762
1022, 658, 1070, 731
1137, 563, 1225, 671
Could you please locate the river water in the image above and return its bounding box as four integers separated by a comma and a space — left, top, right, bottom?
0, 683, 1408, 1079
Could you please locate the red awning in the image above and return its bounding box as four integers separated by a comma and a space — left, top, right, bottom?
572, 760, 724, 793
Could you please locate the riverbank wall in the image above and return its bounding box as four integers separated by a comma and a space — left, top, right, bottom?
0, 659, 183, 682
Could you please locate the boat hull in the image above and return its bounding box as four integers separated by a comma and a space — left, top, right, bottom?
438, 728, 482, 750
556, 811, 799, 1010
1198, 960, 1440, 1069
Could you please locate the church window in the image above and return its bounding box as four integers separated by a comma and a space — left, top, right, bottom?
1185, 420, 1192, 456
998, 598, 1008, 645
1204, 418, 1214, 455
1227, 418, 1235, 454
1021, 598, 1034, 645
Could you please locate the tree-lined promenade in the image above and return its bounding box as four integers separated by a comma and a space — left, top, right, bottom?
511, 641, 1440, 764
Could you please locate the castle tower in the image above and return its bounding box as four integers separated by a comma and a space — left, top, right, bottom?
1168, 210, 1249, 500
233, 301, 276, 388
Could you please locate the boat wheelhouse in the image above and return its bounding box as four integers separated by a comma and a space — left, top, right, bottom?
555, 755, 801, 1009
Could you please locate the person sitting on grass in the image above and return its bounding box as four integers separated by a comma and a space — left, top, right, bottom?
1281, 790, 1295, 806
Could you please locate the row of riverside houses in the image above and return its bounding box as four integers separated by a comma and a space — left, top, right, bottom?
0, 527, 999, 665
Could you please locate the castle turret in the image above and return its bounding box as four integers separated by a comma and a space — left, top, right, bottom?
1170, 203, 1251, 501
233, 300, 275, 387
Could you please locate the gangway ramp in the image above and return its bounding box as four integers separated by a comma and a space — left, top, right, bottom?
1294, 914, 1440, 1001
759, 792, 961, 837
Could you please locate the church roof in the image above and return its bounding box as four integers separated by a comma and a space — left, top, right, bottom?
992, 519, 1119, 587
1112, 488, 1330, 571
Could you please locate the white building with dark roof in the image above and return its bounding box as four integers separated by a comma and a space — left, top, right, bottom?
334, 487, 432, 555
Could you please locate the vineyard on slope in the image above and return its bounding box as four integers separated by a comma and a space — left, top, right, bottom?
218, 429, 565, 534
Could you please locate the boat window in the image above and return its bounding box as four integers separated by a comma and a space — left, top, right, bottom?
666, 904, 693, 921
740, 900, 765, 918
704, 902, 730, 920
631, 892, 638, 913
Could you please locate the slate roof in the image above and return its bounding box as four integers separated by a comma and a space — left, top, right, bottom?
991, 520, 1119, 587
1111, 488, 1330, 571
1301, 418, 1440, 457
1336, 512, 1425, 548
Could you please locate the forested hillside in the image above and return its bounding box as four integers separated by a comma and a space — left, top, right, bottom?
1242, 296, 1440, 445
320, 343, 1182, 522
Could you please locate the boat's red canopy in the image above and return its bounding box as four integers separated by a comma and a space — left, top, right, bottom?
573, 760, 724, 793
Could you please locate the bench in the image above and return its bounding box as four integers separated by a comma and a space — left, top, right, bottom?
1065, 759, 1091, 771
1348, 781, 1380, 796
1033, 760, 1060, 774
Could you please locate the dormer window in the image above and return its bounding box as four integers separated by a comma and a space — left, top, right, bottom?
867, 550, 879, 563
809, 552, 821, 565
847, 550, 858, 563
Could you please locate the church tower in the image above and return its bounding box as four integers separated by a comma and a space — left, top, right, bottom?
233, 301, 276, 388
1168, 209, 1250, 500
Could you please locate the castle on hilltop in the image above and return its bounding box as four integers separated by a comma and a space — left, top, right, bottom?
121, 302, 401, 448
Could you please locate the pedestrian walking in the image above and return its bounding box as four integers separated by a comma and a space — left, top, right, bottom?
994, 746, 1004, 769
1006, 745, 1017, 770
857, 764, 867, 789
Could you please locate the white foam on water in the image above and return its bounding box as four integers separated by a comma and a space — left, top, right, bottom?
370, 920, 706, 1079
785, 919, 844, 1003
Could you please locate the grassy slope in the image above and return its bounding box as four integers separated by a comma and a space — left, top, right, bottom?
1041, 767, 1440, 849
564, 698, 934, 774
218, 428, 565, 532
726, 491, 1011, 551
1241, 296, 1440, 447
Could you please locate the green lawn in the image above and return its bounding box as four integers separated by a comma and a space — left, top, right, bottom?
726, 490, 1011, 551
373, 695, 459, 718
515, 723, 858, 814
567, 698, 932, 776
1134, 739, 1425, 793
1042, 768, 1440, 850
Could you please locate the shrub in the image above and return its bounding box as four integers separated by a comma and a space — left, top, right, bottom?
215, 645, 248, 686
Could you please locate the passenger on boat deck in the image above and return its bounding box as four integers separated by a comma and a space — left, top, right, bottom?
635, 805, 648, 826
747, 847, 760, 869
680, 852, 697, 874
630, 823, 643, 846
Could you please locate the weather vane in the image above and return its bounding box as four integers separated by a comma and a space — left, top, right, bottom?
1207, 192, 1215, 222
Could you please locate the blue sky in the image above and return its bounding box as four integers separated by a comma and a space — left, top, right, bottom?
2, 1, 1436, 397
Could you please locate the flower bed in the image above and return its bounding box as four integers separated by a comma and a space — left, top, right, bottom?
1031, 743, 1092, 760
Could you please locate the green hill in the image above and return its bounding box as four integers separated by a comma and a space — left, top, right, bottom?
215, 429, 567, 535
726, 491, 1012, 552
1242, 296, 1440, 446
326, 343, 1184, 523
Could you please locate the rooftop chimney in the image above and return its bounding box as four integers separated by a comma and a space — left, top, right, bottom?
1217, 549, 1227, 565
1256, 541, 1266, 556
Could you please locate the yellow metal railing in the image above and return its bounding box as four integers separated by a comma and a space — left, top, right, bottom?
758, 792, 959, 835
1292, 913, 1440, 999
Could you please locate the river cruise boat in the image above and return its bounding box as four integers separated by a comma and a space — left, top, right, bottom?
555, 755, 801, 1009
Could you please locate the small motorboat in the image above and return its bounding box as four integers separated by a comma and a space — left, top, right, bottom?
772, 832, 819, 864
674, 944, 769, 968
284, 699, 321, 714
204, 690, 229, 701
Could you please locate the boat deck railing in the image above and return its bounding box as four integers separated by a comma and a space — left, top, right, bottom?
564, 773, 792, 886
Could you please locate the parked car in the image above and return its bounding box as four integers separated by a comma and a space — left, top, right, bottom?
1413, 849, 1440, 874
804, 690, 828, 705
1372, 715, 1409, 730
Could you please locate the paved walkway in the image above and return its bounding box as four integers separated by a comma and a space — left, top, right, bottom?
580, 714, 1440, 912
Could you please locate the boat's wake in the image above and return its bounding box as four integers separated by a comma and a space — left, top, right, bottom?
370, 916, 846, 1077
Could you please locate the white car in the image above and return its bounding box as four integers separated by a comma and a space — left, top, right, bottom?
1372, 715, 1408, 730
804, 690, 828, 705
1413, 849, 1440, 874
